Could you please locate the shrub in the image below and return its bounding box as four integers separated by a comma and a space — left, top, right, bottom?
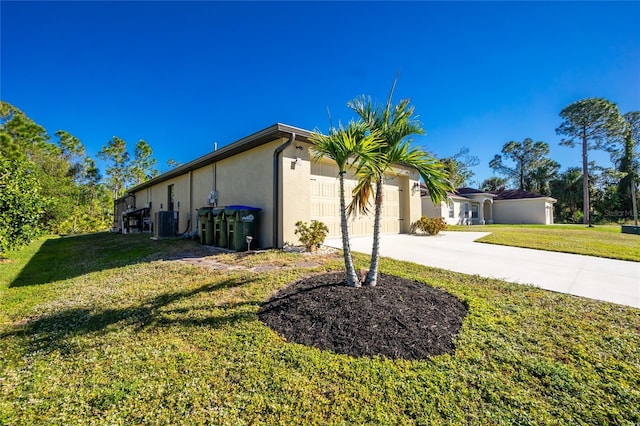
294, 220, 329, 252
415, 216, 447, 235
0, 156, 47, 253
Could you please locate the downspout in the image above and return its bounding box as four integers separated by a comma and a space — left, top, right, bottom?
188, 170, 193, 233
272, 133, 296, 248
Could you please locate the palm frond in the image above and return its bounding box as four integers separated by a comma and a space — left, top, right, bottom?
347, 173, 374, 216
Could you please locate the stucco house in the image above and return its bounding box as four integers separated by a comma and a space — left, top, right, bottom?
422, 187, 556, 225
114, 123, 424, 249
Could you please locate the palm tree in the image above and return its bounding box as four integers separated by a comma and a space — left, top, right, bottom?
551, 167, 583, 222
309, 121, 383, 287
348, 81, 451, 287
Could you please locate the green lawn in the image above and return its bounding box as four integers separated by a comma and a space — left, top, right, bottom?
1, 233, 639, 425
447, 224, 640, 262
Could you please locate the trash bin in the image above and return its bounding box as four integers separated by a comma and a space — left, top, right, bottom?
225, 208, 240, 251
224, 205, 261, 251
205, 211, 215, 245
213, 208, 227, 248
197, 207, 213, 245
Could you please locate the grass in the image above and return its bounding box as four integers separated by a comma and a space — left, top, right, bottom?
1, 233, 639, 425
447, 224, 640, 262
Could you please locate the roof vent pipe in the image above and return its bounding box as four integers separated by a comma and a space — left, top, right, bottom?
272, 133, 295, 248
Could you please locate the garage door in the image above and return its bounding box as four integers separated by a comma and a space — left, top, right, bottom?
310, 162, 401, 237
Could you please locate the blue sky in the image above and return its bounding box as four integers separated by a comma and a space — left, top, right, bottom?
2, 1, 639, 186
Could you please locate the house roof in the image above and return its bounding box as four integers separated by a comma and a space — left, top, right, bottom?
456, 187, 489, 195
120, 123, 312, 197
420, 184, 555, 202
490, 189, 555, 201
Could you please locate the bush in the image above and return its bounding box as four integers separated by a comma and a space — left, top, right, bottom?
415, 216, 447, 235
294, 220, 329, 252
0, 156, 47, 252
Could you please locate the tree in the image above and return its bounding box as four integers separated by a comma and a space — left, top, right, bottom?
348, 80, 450, 287
53, 130, 111, 233
98, 136, 130, 200
130, 139, 158, 185
529, 159, 561, 196
613, 112, 640, 224
489, 138, 559, 193
1, 101, 112, 241
480, 176, 507, 192
0, 101, 50, 157
556, 98, 625, 226
0, 154, 47, 253
167, 158, 182, 170
309, 121, 383, 287
441, 147, 479, 188
550, 168, 583, 223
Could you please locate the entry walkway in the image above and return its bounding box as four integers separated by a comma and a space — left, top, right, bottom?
325, 232, 640, 308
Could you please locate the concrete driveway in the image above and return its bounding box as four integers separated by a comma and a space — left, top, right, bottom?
325, 232, 640, 308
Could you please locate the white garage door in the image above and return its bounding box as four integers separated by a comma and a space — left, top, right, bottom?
310, 162, 401, 237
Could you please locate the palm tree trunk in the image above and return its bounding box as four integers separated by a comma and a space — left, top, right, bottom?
365, 177, 384, 287
339, 173, 360, 287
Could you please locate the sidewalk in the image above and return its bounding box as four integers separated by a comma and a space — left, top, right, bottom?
325, 232, 640, 308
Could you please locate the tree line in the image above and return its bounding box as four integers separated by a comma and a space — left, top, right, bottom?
1, 95, 637, 253
0, 101, 177, 253
441, 98, 639, 225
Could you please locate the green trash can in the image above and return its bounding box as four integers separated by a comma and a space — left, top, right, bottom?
225, 205, 261, 251
213, 208, 227, 248
197, 207, 213, 245
225, 208, 240, 251
205, 211, 215, 245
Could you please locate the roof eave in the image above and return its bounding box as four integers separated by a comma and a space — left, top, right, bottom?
124, 123, 312, 195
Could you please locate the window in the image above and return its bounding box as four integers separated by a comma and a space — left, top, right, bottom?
471, 204, 479, 219
167, 184, 175, 211
463, 203, 470, 217
448, 200, 455, 218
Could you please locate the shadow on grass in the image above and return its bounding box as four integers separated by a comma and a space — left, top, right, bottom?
2, 276, 257, 355
9, 232, 202, 287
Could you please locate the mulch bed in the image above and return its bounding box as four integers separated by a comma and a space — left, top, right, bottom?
258, 272, 468, 360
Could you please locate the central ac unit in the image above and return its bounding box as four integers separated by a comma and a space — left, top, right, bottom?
154, 211, 178, 238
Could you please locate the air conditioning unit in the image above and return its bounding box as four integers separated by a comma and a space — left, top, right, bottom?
154, 211, 178, 238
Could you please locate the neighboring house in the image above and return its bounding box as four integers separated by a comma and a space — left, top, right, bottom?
422, 186, 556, 225
114, 123, 423, 248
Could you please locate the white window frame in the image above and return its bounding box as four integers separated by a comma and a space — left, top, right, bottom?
471, 204, 479, 219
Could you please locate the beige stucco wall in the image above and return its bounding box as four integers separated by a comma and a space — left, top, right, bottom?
131, 136, 424, 248
134, 139, 281, 248
280, 141, 312, 247
423, 197, 474, 225
405, 169, 422, 234
189, 139, 280, 248
134, 173, 191, 233
421, 197, 445, 220
493, 198, 553, 224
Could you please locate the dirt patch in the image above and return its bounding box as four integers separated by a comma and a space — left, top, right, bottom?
162, 248, 337, 273
258, 272, 468, 360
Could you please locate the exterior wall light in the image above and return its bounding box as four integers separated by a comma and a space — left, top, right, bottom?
295, 145, 304, 166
